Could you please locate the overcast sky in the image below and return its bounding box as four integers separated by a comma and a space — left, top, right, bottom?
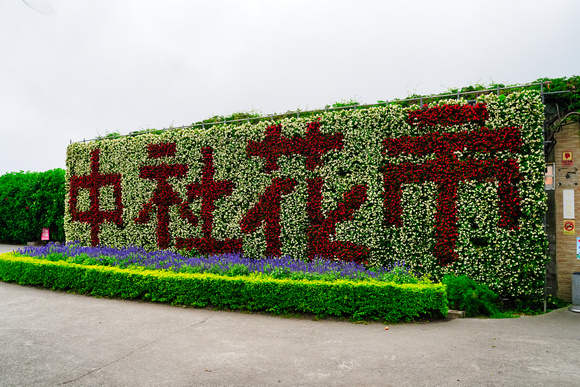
1, 0, 578, 176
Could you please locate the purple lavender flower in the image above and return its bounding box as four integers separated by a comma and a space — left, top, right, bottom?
18, 242, 420, 283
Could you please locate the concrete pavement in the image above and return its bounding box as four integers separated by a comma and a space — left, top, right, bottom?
0, 244, 25, 254
1, 245, 580, 386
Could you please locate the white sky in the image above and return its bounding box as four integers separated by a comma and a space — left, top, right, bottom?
1, 0, 578, 175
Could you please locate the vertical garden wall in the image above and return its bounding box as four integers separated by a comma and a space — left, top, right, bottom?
65, 91, 548, 298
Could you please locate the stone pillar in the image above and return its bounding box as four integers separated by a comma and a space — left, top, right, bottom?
554, 122, 580, 302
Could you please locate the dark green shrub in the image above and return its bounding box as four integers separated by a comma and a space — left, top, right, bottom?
501, 294, 570, 315
0, 169, 65, 244
442, 274, 499, 317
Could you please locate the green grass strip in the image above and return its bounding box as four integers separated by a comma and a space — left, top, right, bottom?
0, 253, 447, 321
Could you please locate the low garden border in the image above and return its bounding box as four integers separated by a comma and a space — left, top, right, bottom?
0, 252, 447, 322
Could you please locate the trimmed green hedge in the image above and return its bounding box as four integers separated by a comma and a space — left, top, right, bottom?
0, 253, 447, 322
0, 169, 65, 244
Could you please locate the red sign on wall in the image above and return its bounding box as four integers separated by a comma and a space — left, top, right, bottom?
41, 228, 50, 241
563, 151, 573, 166
564, 220, 575, 235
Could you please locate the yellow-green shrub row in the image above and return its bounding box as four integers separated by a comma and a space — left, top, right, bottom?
0, 253, 447, 322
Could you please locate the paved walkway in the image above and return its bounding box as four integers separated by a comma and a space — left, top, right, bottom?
0, 244, 25, 254
1, 245, 580, 386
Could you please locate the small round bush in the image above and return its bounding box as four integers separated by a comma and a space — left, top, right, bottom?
442, 274, 499, 317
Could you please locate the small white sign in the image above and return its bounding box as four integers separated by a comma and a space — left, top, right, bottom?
563, 189, 575, 219
577, 238, 580, 259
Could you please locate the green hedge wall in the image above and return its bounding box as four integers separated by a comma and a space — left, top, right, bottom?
65, 91, 547, 299
0, 253, 447, 321
0, 169, 65, 244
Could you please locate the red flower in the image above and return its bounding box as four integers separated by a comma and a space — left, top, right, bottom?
135, 145, 189, 249
176, 147, 242, 255
69, 148, 124, 246
147, 142, 177, 158
383, 110, 523, 266
247, 119, 343, 173
306, 177, 369, 263
240, 177, 298, 257
406, 103, 489, 129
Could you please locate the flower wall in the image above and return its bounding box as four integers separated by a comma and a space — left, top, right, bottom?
65, 91, 548, 298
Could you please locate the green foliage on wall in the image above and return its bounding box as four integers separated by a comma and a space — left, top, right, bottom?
0, 169, 65, 244
378, 76, 578, 118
